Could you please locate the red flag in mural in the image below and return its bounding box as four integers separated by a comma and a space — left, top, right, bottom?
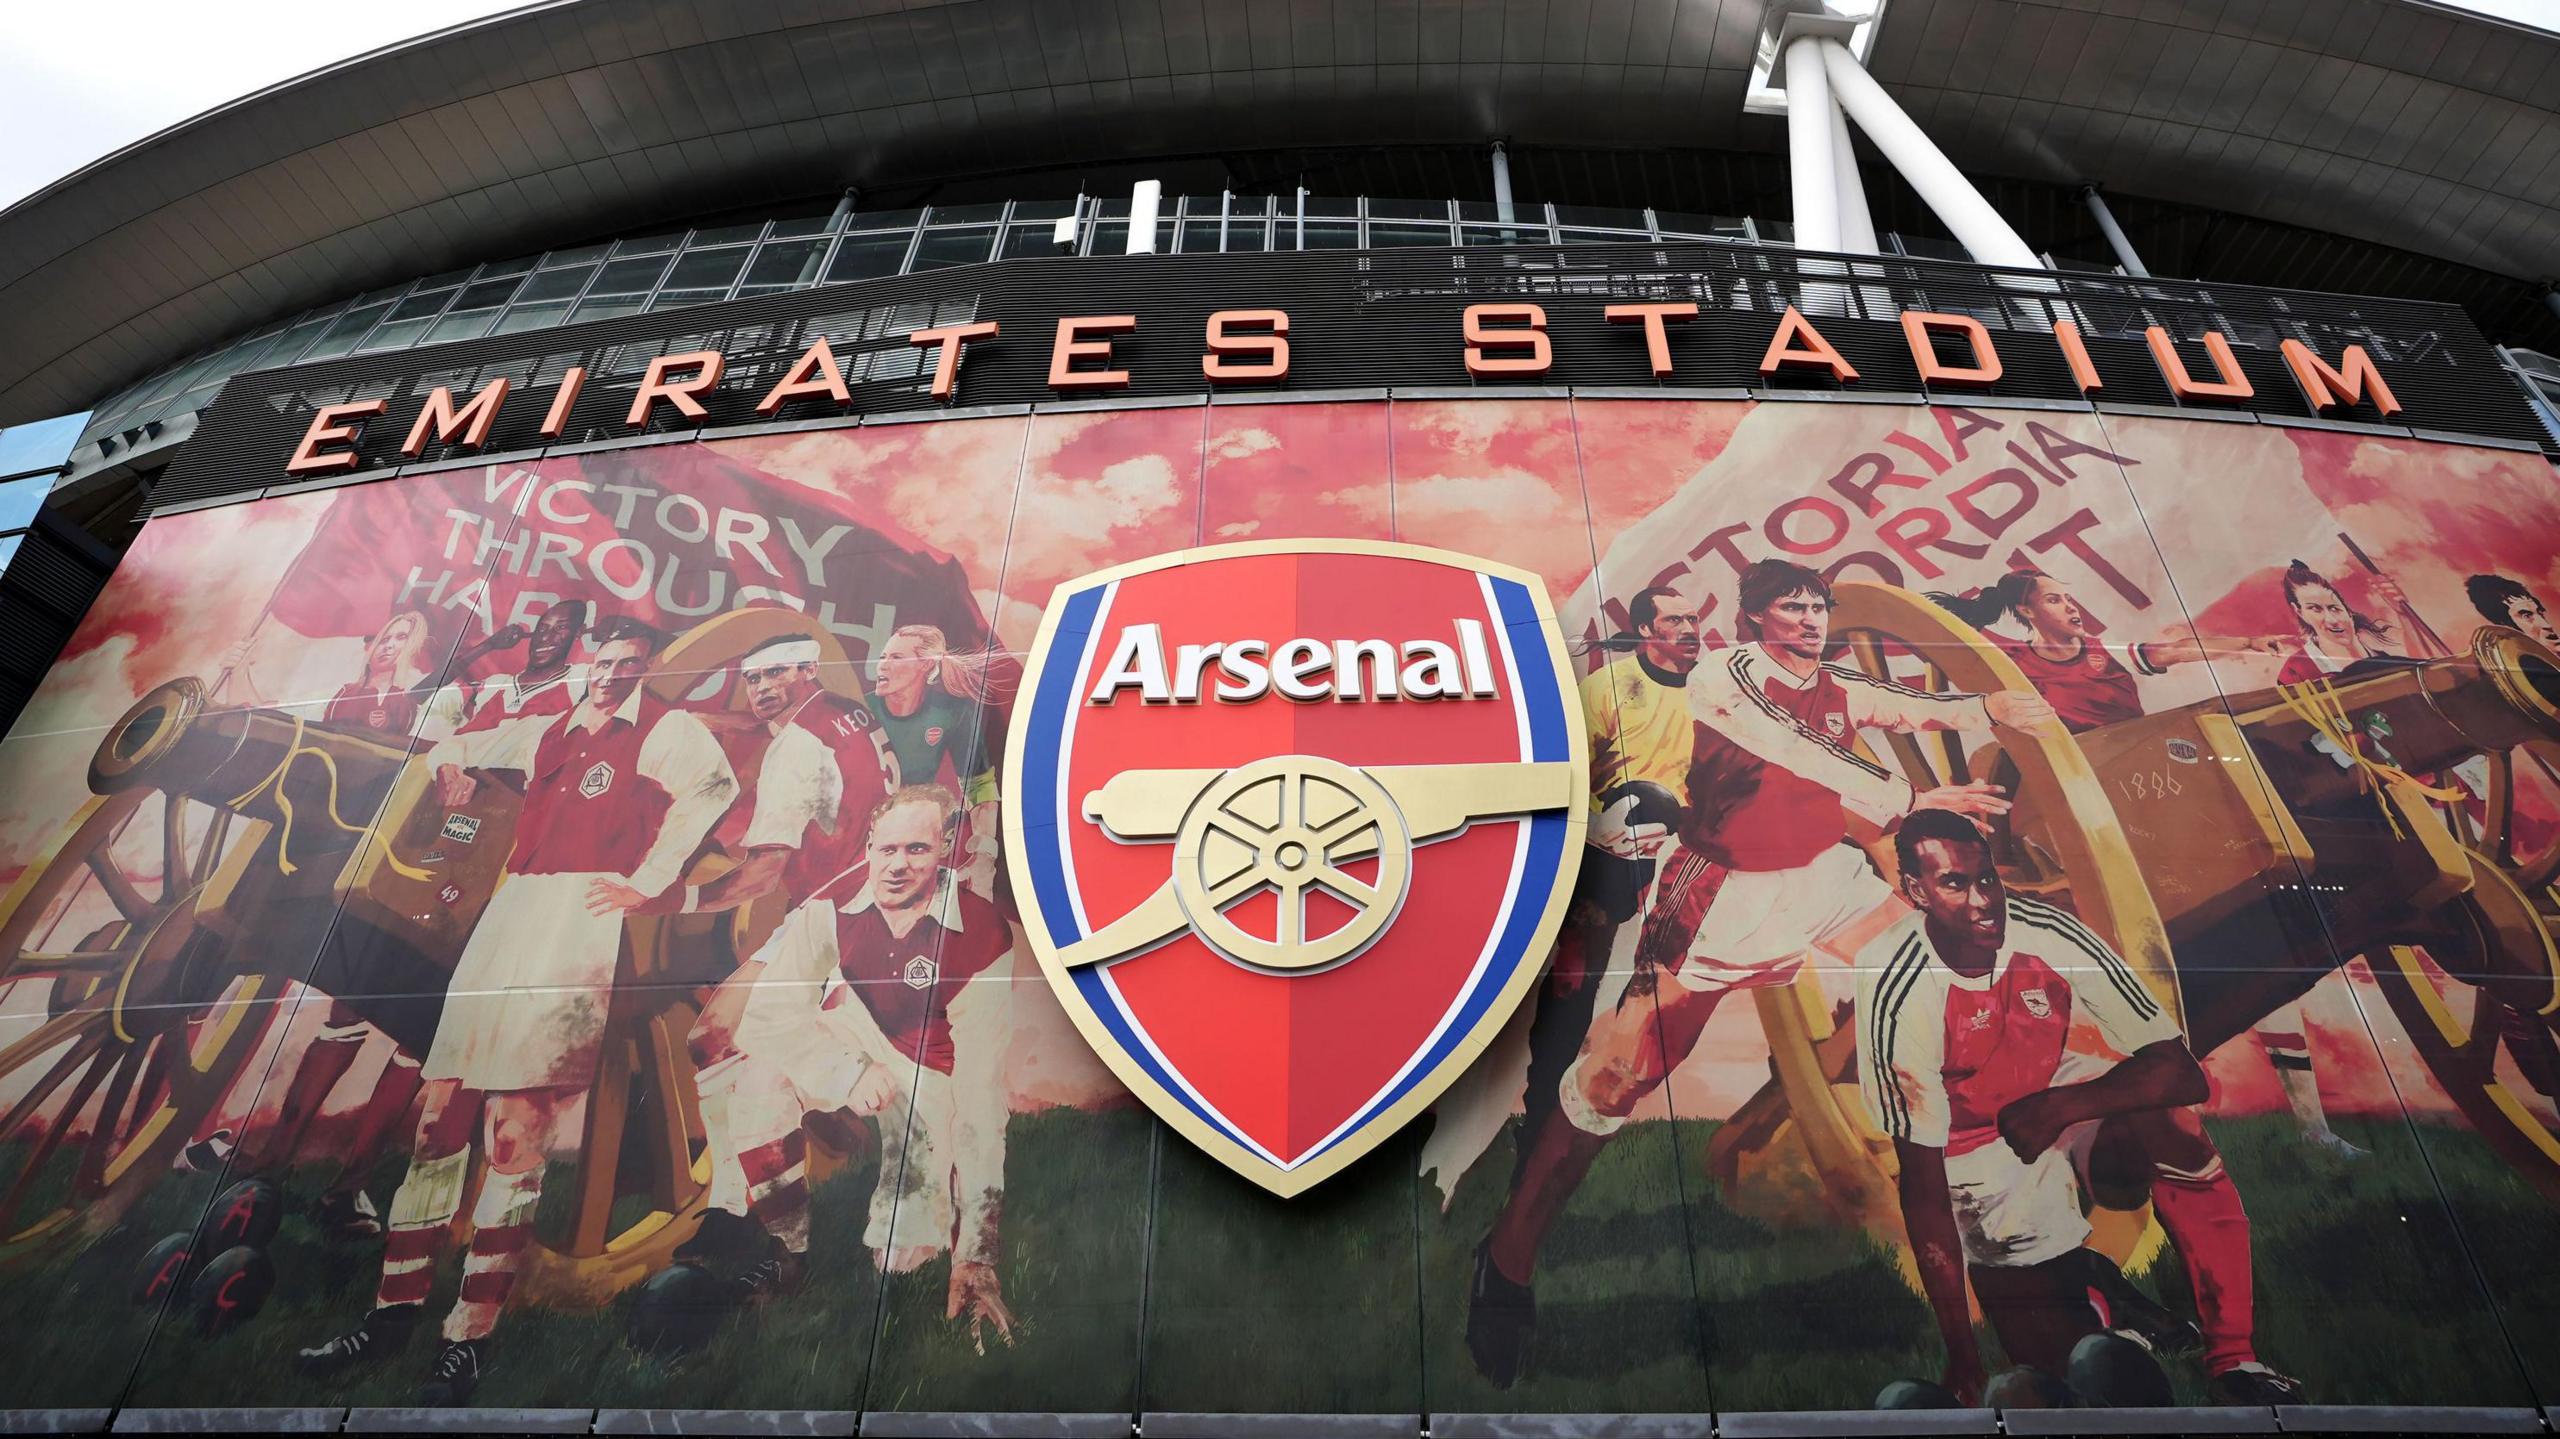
263, 445, 993, 670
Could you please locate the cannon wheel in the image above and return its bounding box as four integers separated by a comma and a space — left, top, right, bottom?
2368, 843, 2560, 1204
1710, 583, 2179, 1267
515, 609, 864, 1304
0, 785, 276, 1259
2461, 740, 2560, 891
2373, 628, 2560, 1202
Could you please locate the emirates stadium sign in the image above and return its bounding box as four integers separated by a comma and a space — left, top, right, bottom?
1002, 542, 1590, 1195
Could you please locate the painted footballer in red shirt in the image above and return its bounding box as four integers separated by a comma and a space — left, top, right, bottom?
1861, 809, 2300, 1406
1468, 559, 2054, 1387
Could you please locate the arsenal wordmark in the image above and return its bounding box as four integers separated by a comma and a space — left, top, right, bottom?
1003, 540, 1590, 1195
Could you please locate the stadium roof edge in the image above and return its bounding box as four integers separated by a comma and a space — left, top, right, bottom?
3, 0, 2556, 427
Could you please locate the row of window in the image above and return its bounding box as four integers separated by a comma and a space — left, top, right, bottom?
76, 196, 1784, 459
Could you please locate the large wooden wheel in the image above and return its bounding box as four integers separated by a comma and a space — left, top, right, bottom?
0, 773, 274, 1258
2370, 627, 2560, 1201
1708, 583, 2177, 1269
2368, 888, 2560, 1206
2438, 627, 2560, 890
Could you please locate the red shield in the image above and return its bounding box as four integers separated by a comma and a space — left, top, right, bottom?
1003, 541, 1588, 1194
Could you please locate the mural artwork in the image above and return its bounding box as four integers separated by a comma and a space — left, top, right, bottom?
0, 396, 2556, 1418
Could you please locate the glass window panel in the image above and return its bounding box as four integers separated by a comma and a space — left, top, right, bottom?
353, 282, 411, 305
1009, 199, 1075, 221
587, 255, 671, 296
566, 295, 647, 324
766, 214, 836, 238
414, 267, 475, 289
1367, 222, 1454, 247
739, 238, 830, 288
1295, 220, 1362, 249
1557, 228, 1637, 245
422, 309, 500, 345
925, 203, 1007, 224
128, 393, 191, 428
0, 475, 49, 532
613, 231, 684, 255
142, 354, 222, 403
1304, 196, 1358, 218
998, 225, 1064, 260
355, 317, 437, 352
825, 233, 911, 281
1224, 218, 1269, 252
844, 208, 923, 233
664, 246, 749, 292
1462, 224, 1544, 246
909, 229, 995, 270
1553, 205, 1648, 230
451, 277, 523, 311
1457, 201, 1525, 223
154, 352, 227, 398
1177, 220, 1224, 254
490, 300, 571, 335
691, 223, 765, 246
384, 290, 454, 322
541, 242, 612, 266
265, 312, 343, 365
474, 255, 538, 279
1086, 219, 1172, 254
647, 287, 730, 312
514, 266, 594, 303
1368, 198, 1448, 220
297, 302, 395, 360
1893, 233, 1965, 260
1656, 211, 1749, 238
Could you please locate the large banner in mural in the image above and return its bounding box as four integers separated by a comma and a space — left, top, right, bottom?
1, 398, 2557, 1419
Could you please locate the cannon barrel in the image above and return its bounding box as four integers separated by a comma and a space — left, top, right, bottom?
2230, 628, 2560, 818
90, 679, 419, 846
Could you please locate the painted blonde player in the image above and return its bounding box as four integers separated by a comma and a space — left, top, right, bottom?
685, 785, 1017, 1348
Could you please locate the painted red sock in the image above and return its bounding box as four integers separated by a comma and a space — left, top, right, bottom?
445, 1166, 543, 1343
742, 1131, 811, 1254
374, 1223, 442, 1309
2153, 1160, 2257, 1373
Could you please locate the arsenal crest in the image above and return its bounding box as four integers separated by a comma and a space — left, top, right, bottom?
1003, 540, 1588, 1195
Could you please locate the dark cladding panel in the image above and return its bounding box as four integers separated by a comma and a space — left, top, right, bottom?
156, 242, 2553, 515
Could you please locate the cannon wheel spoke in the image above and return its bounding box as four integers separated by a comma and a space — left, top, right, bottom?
1842, 630, 1954, 796
83, 852, 153, 927
0, 1028, 109, 1148
0, 1038, 117, 1240
2372, 944, 2560, 1203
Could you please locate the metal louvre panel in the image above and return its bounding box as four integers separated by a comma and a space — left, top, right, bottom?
0, 528, 109, 619
0, 599, 73, 680
156, 239, 2554, 514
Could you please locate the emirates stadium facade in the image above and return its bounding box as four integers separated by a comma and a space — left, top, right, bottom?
5, 1, 2560, 1434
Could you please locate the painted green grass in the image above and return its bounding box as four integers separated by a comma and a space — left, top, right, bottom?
3, 1109, 2554, 1414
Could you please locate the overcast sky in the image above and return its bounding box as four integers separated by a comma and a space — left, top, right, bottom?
5, 0, 2559, 211
0, 1, 531, 209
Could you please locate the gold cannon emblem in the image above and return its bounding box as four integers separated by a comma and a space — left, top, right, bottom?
1058, 755, 1580, 973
